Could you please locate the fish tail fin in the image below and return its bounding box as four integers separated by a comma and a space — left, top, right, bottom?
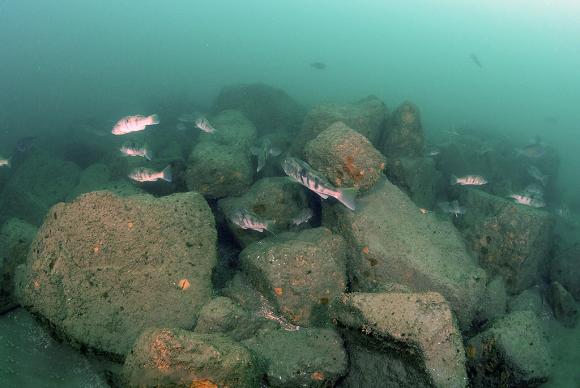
450, 175, 458, 185
161, 166, 172, 182
336, 187, 358, 211
265, 220, 277, 236
148, 114, 160, 125
144, 149, 153, 161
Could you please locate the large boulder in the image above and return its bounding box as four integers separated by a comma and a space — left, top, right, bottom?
218, 177, 310, 248
291, 96, 387, 154
380, 101, 424, 158
547, 281, 578, 328
550, 242, 580, 301
123, 328, 260, 387
476, 276, 508, 325
458, 189, 554, 294
0, 150, 81, 225
386, 157, 442, 209
332, 292, 467, 388
212, 83, 305, 136
304, 121, 386, 191
466, 311, 553, 387
240, 228, 347, 327
323, 178, 487, 329
0, 219, 37, 313
243, 327, 347, 388
194, 296, 262, 341
15, 191, 216, 357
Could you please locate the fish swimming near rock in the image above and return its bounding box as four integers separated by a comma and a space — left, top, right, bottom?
517, 141, 546, 159
250, 138, 281, 172
470, 53, 483, 68
528, 166, 548, 186
282, 157, 357, 211
524, 183, 544, 198
112, 114, 159, 135
509, 193, 545, 208
120, 141, 152, 161
0, 156, 11, 168
195, 117, 216, 134
128, 166, 172, 183
310, 62, 327, 70
230, 208, 276, 234
291, 208, 313, 226
426, 147, 440, 157
450, 175, 488, 186
438, 200, 466, 217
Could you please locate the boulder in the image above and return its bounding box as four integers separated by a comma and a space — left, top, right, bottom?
458, 189, 554, 293
201, 110, 258, 151
16, 191, 216, 357
380, 101, 424, 158
240, 228, 347, 327
194, 296, 262, 341
123, 328, 260, 387
550, 243, 580, 301
332, 292, 467, 388
212, 83, 305, 136
304, 121, 386, 191
322, 178, 486, 329
292, 96, 387, 154
508, 287, 552, 321
476, 276, 508, 325
0, 150, 81, 225
547, 281, 578, 328
466, 311, 553, 387
0, 219, 37, 313
218, 177, 310, 247
243, 327, 347, 388
386, 157, 442, 208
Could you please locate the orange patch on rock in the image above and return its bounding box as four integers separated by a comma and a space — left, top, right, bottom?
127, 221, 134, 229
190, 380, 218, 388
311, 371, 325, 381
178, 279, 191, 290
465, 344, 477, 359
361, 246, 370, 255
274, 287, 283, 296
33, 279, 41, 290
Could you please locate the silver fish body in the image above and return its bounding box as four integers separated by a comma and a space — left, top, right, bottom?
230, 208, 275, 234
128, 166, 172, 183
251, 138, 281, 172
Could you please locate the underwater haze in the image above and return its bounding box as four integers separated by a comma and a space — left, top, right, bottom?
1, 0, 580, 387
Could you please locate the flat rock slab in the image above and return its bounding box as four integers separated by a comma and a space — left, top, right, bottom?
332, 292, 467, 388
123, 328, 259, 387
323, 177, 486, 329
16, 191, 217, 357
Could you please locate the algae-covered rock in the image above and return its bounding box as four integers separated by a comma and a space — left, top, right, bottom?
0, 219, 37, 313
212, 83, 305, 136
304, 121, 386, 191
380, 101, 424, 158
323, 178, 486, 329
458, 189, 554, 294
547, 281, 578, 328
240, 228, 347, 327
466, 311, 553, 387
332, 292, 467, 388
0, 150, 81, 225
243, 327, 347, 387
201, 110, 258, 151
477, 276, 508, 324
550, 243, 580, 301
123, 328, 260, 387
386, 157, 442, 208
218, 177, 310, 247
292, 96, 387, 154
16, 191, 216, 357
194, 296, 262, 341
508, 287, 552, 320
186, 142, 254, 199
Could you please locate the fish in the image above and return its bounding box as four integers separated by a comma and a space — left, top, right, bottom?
291, 208, 314, 226
528, 166, 548, 186
509, 194, 545, 208
438, 200, 466, 217
0, 157, 11, 167
250, 138, 281, 172
282, 157, 357, 211
112, 114, 159, 135
517, 143, 546, 159
258, 304, 300, 331
120, 141, 152, 160
15, 136, 35, 152
230, 208, 276, 234
195, 117, 216, 134
523, 183, 544, 198
426, 148, 440, 157
310, 62, 327, 70
450, 175, 488, 186
470, 53, 483, 68
128, 166, 172, 183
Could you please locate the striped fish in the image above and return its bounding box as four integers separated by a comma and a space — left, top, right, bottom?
112, 114, 159, 135
230, 208, 275, 234
282, 157, 357, 211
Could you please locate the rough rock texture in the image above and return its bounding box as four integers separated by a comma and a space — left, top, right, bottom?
212, 83, 305, 136
0, 219, 37, 313
508, 287, 552, 320
243, 327, 347, 388
550, 243, 580, 301
218, 177, 310, 247
123, 328, 260, 387
292, 96, 387, 154
466, 311, 553, 387
477, 276, 508, 325
0, 150, 81, 225
547, 281, 578, 328
458, 189, 554, 294
385, 157, 442, 209
186, 142, 254, 199
240, 228, 347, 327
323, 178, 486, 329
332, 292, 467, 388
16, 191, 216, 357
194, 297, 262, 341
380, 101, 424, 158
201, 110, 258, 151
304, 122, 386, 191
